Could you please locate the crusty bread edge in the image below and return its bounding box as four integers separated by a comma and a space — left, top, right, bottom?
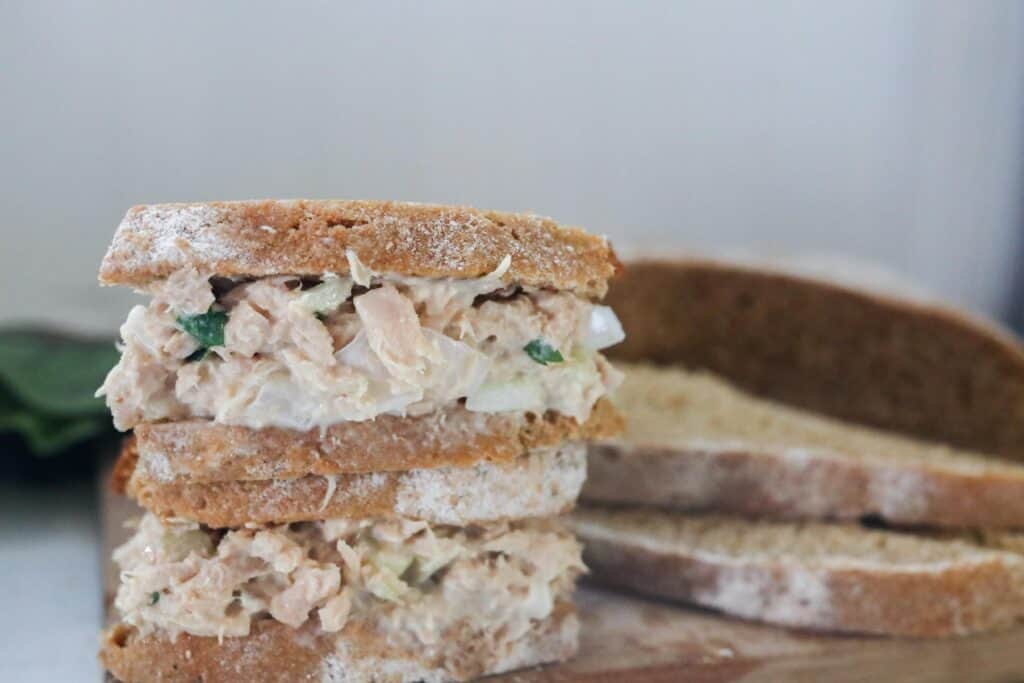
605, 258, 1024, 460
616, 255, 1024, 356
573, 509, 1024, 638
583, 440, 1024, 530
99, 199, 621, 298
123, 442, 587, 527
134, 398, 623, 483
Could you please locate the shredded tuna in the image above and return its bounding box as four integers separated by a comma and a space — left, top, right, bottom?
98, 264, 623, 430
113, 514, 582, 642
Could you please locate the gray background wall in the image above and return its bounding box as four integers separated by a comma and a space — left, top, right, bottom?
2, 1, 1023, 334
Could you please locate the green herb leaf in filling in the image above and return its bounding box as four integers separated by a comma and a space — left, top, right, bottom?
524, 338, 564, 365
177, 309, 228, 352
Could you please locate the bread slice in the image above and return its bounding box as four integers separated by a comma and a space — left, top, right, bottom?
605, 258, 1024, 459
583, 364, 1024, 529
99, 200, 620, 298
101, 601, 577, 683
135, 398, 622, 483
573, 506, 1024, 637
117, 440, 586, 527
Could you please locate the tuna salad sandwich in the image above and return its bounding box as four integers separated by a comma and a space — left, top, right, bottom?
97, 200, 626, 682
574, 257, 1024, 637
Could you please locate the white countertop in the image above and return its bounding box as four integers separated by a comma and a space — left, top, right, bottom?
0, 479, 102, 682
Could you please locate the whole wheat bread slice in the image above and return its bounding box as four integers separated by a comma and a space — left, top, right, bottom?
605, 258, 1024, 459
135, 398, 621, 483
99, 200, 620, 298
583, 363, 1024, 529
116, 439, 586, 527
573, 506, 1024, 637
102, 601, 577, 683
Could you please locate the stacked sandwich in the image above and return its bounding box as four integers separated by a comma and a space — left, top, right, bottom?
575, 258, 1024, 637
96, 200, 625, 682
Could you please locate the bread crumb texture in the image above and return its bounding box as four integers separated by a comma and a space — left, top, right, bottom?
99, 200, 620, 298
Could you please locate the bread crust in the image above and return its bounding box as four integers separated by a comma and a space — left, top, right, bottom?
135, 398, 623, 483
584, 441, 1024, 530
574, 510, 1024, 637
99, 200, 620, 298
121, 441, 586, 527
101, 601, 578, 683
606, 258, 1024, 460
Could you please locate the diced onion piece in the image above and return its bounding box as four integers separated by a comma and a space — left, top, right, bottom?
370, 548, 414, 577
160, 529, 214, 562
489, 254, 512, 279
581, 305, 625, 350
465, 378, 545, 414
408, 546, 462, 584
293, 275, 353, 315
346, 249, 375, 286
365, 568, 409, 603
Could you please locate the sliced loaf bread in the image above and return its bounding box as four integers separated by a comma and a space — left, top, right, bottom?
573, 506, 1024, 637
605, 258, 1024, 460
116, 438, 586, 527
583, 363, 1024, 529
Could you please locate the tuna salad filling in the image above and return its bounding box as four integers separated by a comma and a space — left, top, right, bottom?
114, 513, 583, 644
99, 252, 624, 431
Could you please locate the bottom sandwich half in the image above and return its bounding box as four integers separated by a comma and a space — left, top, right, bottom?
103, 513, 583, 683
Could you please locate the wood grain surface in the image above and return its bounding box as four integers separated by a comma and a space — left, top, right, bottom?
101, 485, 1024, 683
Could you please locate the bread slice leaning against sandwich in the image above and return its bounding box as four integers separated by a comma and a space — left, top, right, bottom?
577, 257, 1024, 637
606, 257, 1024, 460
96, 200, 626, 683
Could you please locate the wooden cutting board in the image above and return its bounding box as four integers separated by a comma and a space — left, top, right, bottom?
102, 488, 1024, 682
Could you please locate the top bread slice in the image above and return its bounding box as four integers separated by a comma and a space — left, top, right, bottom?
99, 200, 620, 298
584, 363, 1024, 529
605, 258, 1024, 460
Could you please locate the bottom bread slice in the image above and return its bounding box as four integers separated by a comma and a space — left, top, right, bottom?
102, 601, 578, 683
103, 513, 582, 682
572, 506, 1024, 637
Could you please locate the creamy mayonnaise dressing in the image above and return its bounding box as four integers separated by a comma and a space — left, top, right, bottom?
114, 513, 583, 642
99, 254, 623, 431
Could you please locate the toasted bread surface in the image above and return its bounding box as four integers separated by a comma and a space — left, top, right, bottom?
606, 258, 1024, 459
102, 602, 577, 683
135, 398, 622, 483
99, 200, 620, 298
584, 364, 1024, 529
573, 506, 1024, 637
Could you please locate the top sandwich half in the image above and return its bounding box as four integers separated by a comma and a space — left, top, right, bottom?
97, 200, 625, 443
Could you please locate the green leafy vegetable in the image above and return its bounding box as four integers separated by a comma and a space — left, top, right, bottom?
523, 339, 564, 365
184, 348, 208, 363
0, 332, 119, 415
150, 592, 160, 605
0, 330, 119, 456
177, 310, 228, 350
0, 408, 108, 454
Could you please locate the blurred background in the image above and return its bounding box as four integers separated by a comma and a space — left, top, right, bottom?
1, 1, 1023, 680
4, 1, 1024, 330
